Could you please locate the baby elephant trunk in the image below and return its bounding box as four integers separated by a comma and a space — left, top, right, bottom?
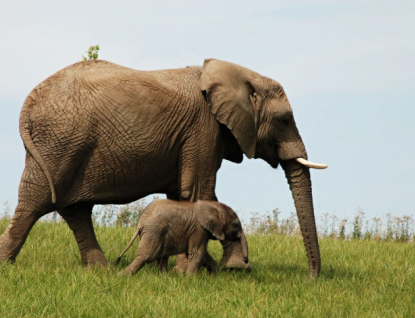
240, 232, 249, 263
219, 236, 251, 272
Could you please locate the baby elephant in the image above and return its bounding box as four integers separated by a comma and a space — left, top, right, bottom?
116, 199, 248, 276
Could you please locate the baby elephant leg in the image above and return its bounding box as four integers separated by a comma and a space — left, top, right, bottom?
157, 256, 169, 273
118, 237, 160, 276
118, 254, 148, 276
173, 252, 218, 274
186, 246, 209, 275
203, 252, 219, 274
172, 253, 188, 273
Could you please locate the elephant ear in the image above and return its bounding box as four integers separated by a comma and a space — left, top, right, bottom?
194, 200, 225, 240
200, 59, 258, 159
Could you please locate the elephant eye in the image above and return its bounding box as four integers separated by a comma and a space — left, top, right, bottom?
232, 221, 240, 229
280, 115, 292, 129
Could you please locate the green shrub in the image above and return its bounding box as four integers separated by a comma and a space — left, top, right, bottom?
82, 45, 100, 61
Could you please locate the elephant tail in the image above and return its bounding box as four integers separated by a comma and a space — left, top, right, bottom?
19, 106, 57, 204
114, 228, 141, 266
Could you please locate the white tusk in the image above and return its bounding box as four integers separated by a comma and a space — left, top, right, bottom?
296, 158, 328, 169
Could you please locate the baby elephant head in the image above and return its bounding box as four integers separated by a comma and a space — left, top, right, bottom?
194, 200, 248, 263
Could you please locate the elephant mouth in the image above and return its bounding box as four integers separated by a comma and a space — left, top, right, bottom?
269, 138, 327, 170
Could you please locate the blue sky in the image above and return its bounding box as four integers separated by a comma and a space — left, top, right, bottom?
1, 1, 414, 222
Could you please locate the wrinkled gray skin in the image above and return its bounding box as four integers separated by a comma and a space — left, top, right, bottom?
116, 200, 248, 276
0, 58, 321, 277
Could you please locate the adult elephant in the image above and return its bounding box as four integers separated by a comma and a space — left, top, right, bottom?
0, 58, 326, 277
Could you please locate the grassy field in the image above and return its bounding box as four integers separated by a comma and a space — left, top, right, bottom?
0, 219, 414, 317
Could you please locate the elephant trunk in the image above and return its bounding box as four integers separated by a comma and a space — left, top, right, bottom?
240, 232, 249, 263
281, 159, 321, 278
219, 239, 252, 272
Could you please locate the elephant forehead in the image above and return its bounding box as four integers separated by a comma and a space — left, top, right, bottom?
265, 98, 293, 118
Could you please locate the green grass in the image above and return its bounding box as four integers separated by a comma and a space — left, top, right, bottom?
0, 219, 414, 317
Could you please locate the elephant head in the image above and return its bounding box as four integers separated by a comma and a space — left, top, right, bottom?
201, 59, 327, 277
194, 200, 249, 264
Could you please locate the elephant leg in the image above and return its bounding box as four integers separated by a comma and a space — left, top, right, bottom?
119, 255, 148, 276
172, 253, 188, 273
0, 209, 45, 263
203, 252, 219, 274
58, 204, 108, 267
157, 256, 169, 272
220, 240, 252, 271
119, 238, 160, 276
171, 156, 218, 273
0, 162, 53, 263
166, 193, 190, 273
186, 247, 206, 275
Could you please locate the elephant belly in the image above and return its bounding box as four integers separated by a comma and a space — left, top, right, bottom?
59, 148, 180, 206
161, 233, 188, 257
139, 222, 189, 259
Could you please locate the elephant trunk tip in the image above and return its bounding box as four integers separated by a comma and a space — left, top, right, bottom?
309, 260, 321, 278
309, 269, 320, 279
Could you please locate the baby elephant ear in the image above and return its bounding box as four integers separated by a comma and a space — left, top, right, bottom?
194, 201, 225, 240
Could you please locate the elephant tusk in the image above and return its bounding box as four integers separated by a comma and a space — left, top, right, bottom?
296, 158, 328, 169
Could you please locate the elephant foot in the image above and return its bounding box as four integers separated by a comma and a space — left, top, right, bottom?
157, 258, 169, 273
82, 248, 109, 267
118, 269, 132, 277
0, 210, 44, 264
0, 234, 13, 263
220, 240, 252, 272
0, 240, 15, 264
0, 256, 14, 264
172, 266, 186, 274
